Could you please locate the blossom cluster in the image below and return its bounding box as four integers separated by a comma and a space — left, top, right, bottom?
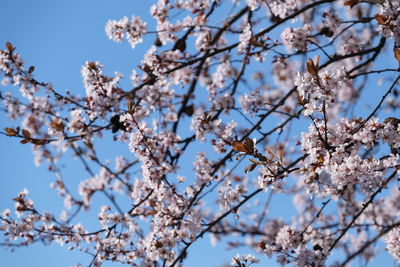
190, 111, 237, 153
377, 2, 400, 43
386, 227, 400, 261
2, 0, 400, 266
301, 118, 399, 196
295, 64, 351, 116
281, 24, 312, 52
105, 16, 147, 48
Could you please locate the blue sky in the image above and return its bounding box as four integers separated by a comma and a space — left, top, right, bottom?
1, 1, 400, 267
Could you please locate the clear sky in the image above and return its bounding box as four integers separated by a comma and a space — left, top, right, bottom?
1, 1, 399, 267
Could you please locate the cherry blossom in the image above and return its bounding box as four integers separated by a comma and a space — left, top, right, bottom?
1, 0, 400, 266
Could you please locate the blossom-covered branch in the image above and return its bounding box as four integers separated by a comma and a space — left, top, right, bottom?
1, 0, 400, 266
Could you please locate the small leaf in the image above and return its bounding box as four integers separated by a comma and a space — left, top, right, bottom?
343, 0, 359, 8
315, 55, 320, 69
249, 158, 259, 164
394, 48, 400, 62
5, 42, 14, 52
232, 176, 242, 182
149, 200, 157, 207
375, 14, 387, 25
244, 163, 257, 173
306, 58, 318, 76
233, 141, 248, 153
191, 8, 202, 14
13, 197, 23, 203
154, 36, 162, 47
243, 137, 254, 153
259, 240, 267, 250
279, 149, 284, 162
50, 119, 64, 131
84, 141, 93, 150
154, 240, 163, 248
87, 61, 97, 70
183, 104, 194, 117
313, 244, 323, 251
172, 38, 186, 52
31, 139, 46, 146
384, 117, 400, 126
28, 66, 35, 73
250, 36, 264, 47
127, 99, 134, 114
21, 129, 30, 138
147, 209, 157, 215
16, 206, 26, 212
319, 27, 334, 37
20, 139, 30, 144
110, 114, 126, 133
4, 127, 17, 136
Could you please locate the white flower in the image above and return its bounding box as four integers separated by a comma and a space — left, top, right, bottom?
105, 16, 147, 48
238, 23, 252, 54
386, 227, 400, 261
